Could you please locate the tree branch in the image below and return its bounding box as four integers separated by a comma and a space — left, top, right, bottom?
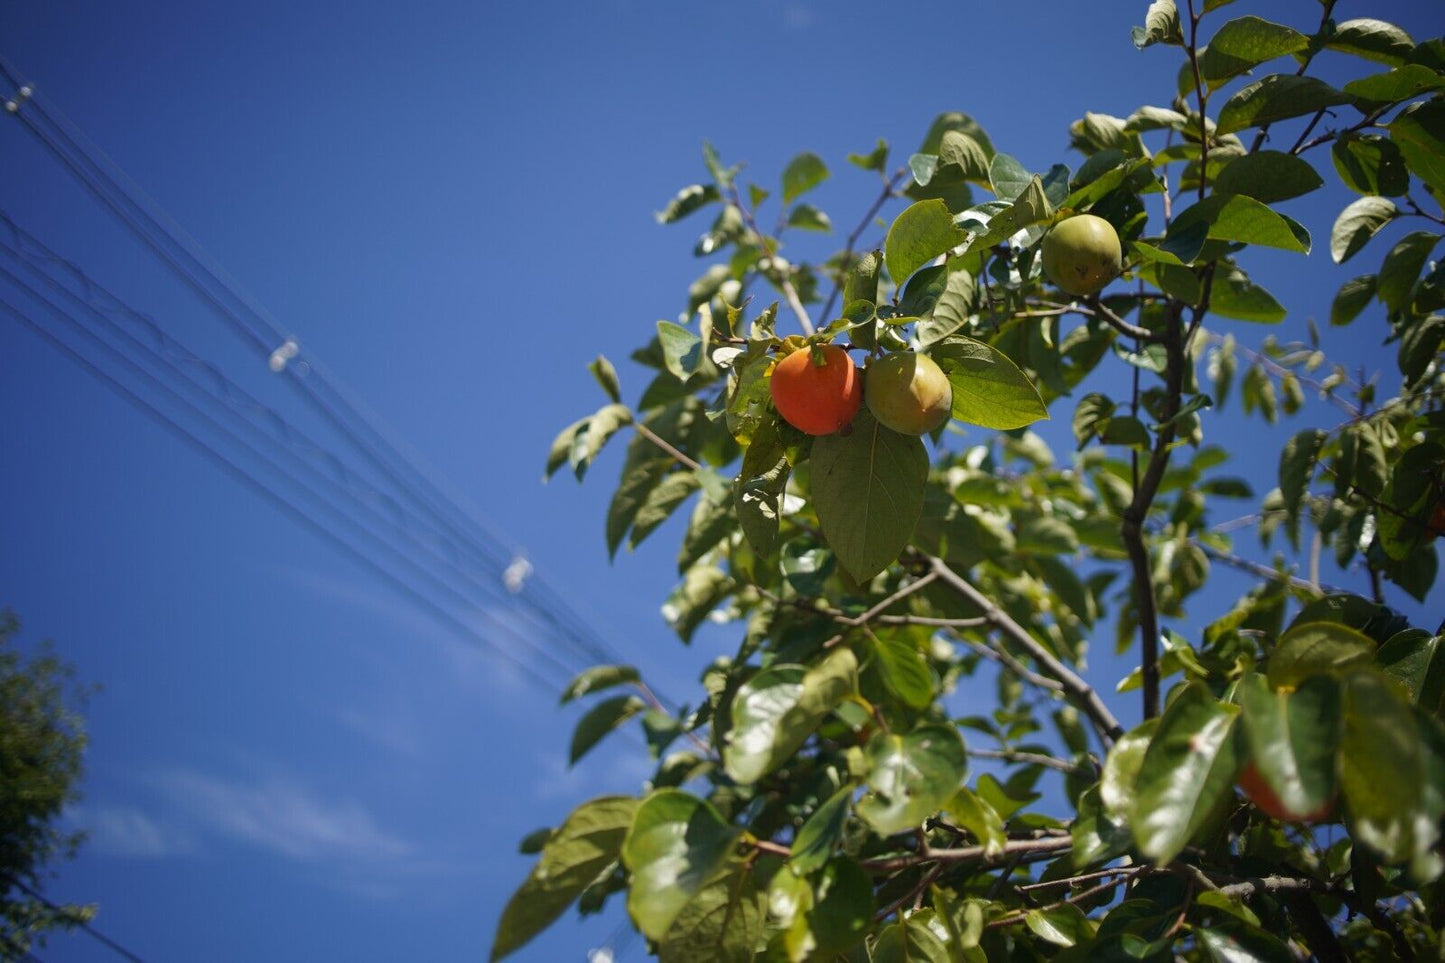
968, 747, 1092, 775
820, 167, 908, 321
919, 554, 1125, 746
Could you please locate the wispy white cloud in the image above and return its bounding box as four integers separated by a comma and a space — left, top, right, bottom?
70, 805, 195, 858
158, 770, 411, 862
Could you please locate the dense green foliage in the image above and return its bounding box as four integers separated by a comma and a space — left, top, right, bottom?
506, 3, 1445, 959
0, 611, 94, 957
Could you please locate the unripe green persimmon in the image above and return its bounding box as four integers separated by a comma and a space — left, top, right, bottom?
1041, 213, 1123, 297
864, 352, 952, 435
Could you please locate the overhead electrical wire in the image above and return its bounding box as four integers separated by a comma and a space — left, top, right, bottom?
0, 211, 609, 687
4, 877, 150, 963
0, 61, 682, 711
0, 58, 673, 707
0, 286, 575, 697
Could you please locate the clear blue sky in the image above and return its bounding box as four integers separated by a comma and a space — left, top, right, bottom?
0, 1, 1439, 960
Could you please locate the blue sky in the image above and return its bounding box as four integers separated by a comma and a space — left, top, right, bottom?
1, 1, 1441, 960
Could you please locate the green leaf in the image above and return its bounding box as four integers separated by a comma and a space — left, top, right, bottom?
932, 335, 1049, 430
1346, 64, 1445, 104
735, 416, 790, 558
589, 355, 622, 403
1072, 784, 1132, 868
1216, 75, 1354, 136
1331, 134, 1410, 197
722, 648, 858, 784
568, 403, 634, 480
491, 796, 638, 961
1212, 151, 1322, 203
1378, 442, 1445, 559
1167, 194, 1309, 255
1101, 719, 1159, 823
657, 184, 721, 224
678, 491, 734, 574
630, 471, 701, 549
918, 269, 976, 348
622, 790, 743, 941
1199, 17, 1309, 89
988, 152, 1032, 201
938, 131, 992, 184
786, 860, 874, 961
885, 199, 966, 286
571, 694, 647, 765
1210, 264, 1287, 323
1198, 919, 1296, 963
872, 632, 935, 711
1131, 683, 1240, 864
1326, 18, 1417, 67
658, 870, 764, 963
1330, 274, 1377, 326
789, 784, 854, 876
871, 916, 951, 963
1377, 631, 1445, 712
1073, 393, 1116, 448
1390, 99, 1445, 199
787, 203, 833, 233
1268, 621, 1376, 689
662, 562, 733, 643
856, 723, 967, 836
546, 416, 589, 480
1278, 428, 1325, 515
1377, 231, 1441, 312
561, 665, 640, 704
1026, 904, 1095, 947
811, 410, 929, 583
1339, 670, 1443, 876
964, 175, 1054, 250
848, 139, 889, 173
1331, 196, 1397, 264
782, 152, 829, 204
945, 786, 1005, 857
1131, 0, 1182, 49
657, 320, 704, 381
1237, 673, 1339, 819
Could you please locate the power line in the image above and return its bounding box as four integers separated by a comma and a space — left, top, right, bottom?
0, 290, 574, 696
0, 213, 603, 686
0, 63, 649, 692
5, 877, 148, 963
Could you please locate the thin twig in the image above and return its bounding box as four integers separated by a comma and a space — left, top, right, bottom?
955, 635, 1064, 693
820, 168, 908, 321
632, 421, 702, 471
860, 836, 1072, 874
920, 554, 1125, 746
968, 747, 1091, 775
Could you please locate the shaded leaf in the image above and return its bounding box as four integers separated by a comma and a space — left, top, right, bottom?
1212, 151, 1322, 203
1216, 75, 1353, 136
1268, 621, 1376, 689
1330, 274, 1377, 326
857, 723, 967, 836
782, 152, 829, 204
789, 784, 854, 876
571, 695, 647, 765
491, 797, 638, 961
1332, 134, 1410, 197
1326, 18, 1416, 66
562, 665, 640, 704
658, 870, 764, 963
657, 184, 721, 224
1389, 99, 1445, 198
811, 410, 929, 583
622, 790, 743, 941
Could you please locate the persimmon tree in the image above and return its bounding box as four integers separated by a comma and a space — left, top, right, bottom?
498, 2, 1445, 959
